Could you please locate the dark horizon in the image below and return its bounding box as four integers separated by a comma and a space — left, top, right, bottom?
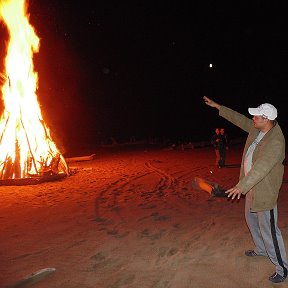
1, 1, 288, 154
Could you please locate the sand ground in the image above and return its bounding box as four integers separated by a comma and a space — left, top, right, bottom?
1, 144, 288, 288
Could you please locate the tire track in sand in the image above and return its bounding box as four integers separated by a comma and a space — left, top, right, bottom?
94, 171, 153, 219
143, 160, 177, 199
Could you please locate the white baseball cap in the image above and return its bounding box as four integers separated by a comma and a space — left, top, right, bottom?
248, 103, 278, 120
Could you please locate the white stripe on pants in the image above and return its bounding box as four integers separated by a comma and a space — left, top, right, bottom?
245, 191, 288, 277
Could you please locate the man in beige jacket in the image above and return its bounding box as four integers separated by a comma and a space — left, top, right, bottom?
203, 96, 288, 283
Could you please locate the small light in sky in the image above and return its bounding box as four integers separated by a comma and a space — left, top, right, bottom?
209, 64, 213, 68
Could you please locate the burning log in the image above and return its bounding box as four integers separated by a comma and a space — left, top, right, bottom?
0, 173, 67, 186
14, 139, 21, 178
2, 156, 13, 179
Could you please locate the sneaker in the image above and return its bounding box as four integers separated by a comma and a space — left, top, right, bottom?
244, 250, 260, 257
269, 272, 286, 283
245, 250, 268, 257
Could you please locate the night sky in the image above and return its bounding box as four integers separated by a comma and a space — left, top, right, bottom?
1, 1, 288, 153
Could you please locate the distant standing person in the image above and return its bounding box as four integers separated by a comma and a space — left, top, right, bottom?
211, 128, 221, 167
203, 95, 288, 283
219, 127, 229, 167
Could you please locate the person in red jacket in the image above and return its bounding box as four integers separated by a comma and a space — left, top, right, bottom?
219, 127, 229, 167
211, 128, 221, 167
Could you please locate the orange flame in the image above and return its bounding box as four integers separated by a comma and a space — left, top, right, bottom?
0, 0, 68, 179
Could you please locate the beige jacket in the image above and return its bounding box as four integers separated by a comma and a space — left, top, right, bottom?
219, 106, 285, 212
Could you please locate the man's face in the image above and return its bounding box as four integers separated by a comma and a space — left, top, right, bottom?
252, 115, 268, 129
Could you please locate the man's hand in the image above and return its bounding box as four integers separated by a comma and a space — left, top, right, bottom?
203, 96, 221, 110
225, 186, 242, 200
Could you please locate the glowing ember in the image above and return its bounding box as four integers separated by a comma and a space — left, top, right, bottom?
0, 0, 68, 180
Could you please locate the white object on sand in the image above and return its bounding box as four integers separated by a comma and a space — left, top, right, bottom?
65, 154, 96, 163
7, 268, 56, 288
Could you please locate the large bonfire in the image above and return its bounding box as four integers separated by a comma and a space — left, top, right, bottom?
0, 0, 68, 182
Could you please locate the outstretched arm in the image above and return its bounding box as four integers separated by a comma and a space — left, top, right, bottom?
203, 96, 221, 110
204, 95, 252, 132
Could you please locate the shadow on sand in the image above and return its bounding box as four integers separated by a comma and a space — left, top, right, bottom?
224, 164, 241, 168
